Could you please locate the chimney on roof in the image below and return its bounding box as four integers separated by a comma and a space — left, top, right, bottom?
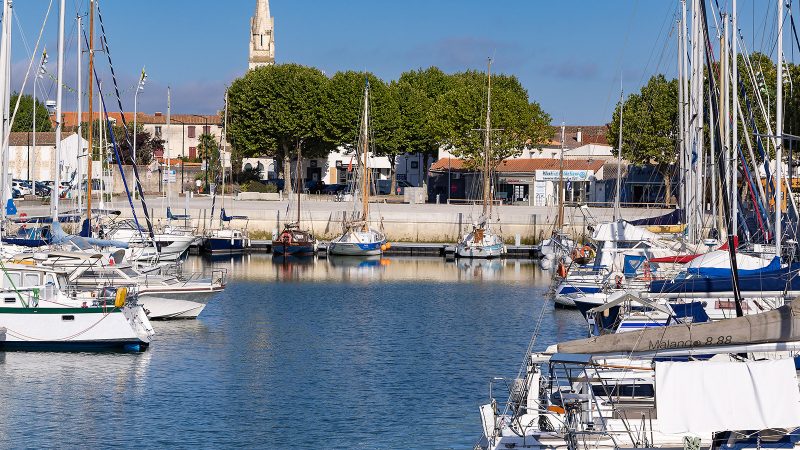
154, 112, 163, 117
576, 127, 582, 143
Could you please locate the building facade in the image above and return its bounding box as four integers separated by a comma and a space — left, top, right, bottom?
428, 158, 606, 205
8, 131, 91, 182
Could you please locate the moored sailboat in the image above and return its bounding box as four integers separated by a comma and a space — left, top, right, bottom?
328, 78, 387, 257
273, 140, 317, 256
456, 59, 506, 259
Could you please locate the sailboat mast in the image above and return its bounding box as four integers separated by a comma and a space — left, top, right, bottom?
52, 0, 65, 223
167, 86, 171, 210
0, 0, 11, 228
557, 123, 564, 229
361, 80, 370, 226
76, 13, 82, 214
614, 91, 624, 221
86, 0, 95, 224
483, 58, 492, 217
296, 142, 301, 225
776, 0, 784, 260
732, 0, 738, 235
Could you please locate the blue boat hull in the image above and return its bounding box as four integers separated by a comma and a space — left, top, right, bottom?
272, 243, 316, 256
0, 339, 149, 353
202, 237, 246, 254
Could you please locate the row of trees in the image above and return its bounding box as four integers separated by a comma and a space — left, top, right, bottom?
226, 64, 552, 194
608, 52, 800, 205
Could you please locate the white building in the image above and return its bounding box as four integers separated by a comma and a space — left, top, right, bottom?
8, 131, 91, 182
243, 148, 431, 191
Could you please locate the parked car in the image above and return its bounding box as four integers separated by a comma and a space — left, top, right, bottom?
11, 180, 31, 196
323, 184, 347, 195
376, 179, 414, 195
34, 181, 51, 196
304, 180, 325, 194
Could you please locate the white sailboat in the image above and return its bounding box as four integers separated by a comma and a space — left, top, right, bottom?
328, 78, 387, 257
456, 59, 506, 259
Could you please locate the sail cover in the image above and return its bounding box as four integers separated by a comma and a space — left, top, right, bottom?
556, 301, 800, 354
656, 359, 800, 434
629, 209, 685, 226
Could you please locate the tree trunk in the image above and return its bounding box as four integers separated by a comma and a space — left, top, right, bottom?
389, 156, 397, 195
661, 167, 672, 207
282, 142, 293, 196
422, 151, 430, 187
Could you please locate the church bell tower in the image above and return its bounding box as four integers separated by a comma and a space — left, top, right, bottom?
249, 0, 275, 69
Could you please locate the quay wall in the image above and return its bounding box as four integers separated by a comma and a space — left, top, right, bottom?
116, 199, 681, 244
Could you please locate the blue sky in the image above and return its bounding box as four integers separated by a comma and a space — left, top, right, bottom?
8, 1, 788, 125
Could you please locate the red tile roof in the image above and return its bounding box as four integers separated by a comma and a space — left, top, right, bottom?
7, 131, 80, 146
56, 111, 220, 128
430, 158, 606, 173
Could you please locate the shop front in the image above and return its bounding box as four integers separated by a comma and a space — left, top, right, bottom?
534, 169, 594, 206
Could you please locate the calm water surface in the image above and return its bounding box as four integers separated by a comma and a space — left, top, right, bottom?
0, 255, 584, 449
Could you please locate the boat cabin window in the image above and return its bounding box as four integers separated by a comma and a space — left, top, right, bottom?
4, 296, 14, 304
61, 315, 75, 321
45, 274, 57, 287
591, 383, 654, 398
24, 273, 41, 287
2, 272, 21, 289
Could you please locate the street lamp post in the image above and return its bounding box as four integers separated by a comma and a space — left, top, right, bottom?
132, 67, 146, 164
32, 49, 47, 194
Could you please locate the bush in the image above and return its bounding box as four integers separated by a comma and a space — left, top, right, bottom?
242, 181, 277, 193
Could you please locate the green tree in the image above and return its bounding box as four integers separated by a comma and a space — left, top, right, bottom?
9, 93, 52, 132
321, 71, 402, 194
81, 120, 160, 166
227, 63, 332, 195
394, 67, 455, 192
607, 74, 679, 205
430, 70, 551, 168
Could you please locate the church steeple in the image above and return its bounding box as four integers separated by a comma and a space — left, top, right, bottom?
249, 0, 275, 69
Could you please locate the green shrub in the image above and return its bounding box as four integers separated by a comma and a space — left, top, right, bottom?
242, 181, 277, 193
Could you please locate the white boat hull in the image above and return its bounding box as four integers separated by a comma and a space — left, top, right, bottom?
328, 228, 386, 256
0, 304, 153, 351
139, 289, 220, 319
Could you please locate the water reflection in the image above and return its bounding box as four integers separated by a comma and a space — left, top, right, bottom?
184, 253, 550, 285
0, 253, 584, 448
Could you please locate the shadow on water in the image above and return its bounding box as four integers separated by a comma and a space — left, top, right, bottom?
2, 253, 586, 448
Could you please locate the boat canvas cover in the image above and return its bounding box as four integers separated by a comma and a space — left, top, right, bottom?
556, 301, 800, 354
590, 221, 661, 242
684, 250, 779, 277
656, 359, 800, 434
629, 209, 685, 226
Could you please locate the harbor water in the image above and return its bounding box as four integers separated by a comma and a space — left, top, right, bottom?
0, 255, 584, 449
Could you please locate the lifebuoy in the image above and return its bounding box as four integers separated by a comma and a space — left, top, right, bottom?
18, 212, 27, 223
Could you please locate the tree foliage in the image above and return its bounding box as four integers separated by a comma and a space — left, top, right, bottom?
81, 120, 161, 166
228, 63, 333, 193
607, 74, 679, 205
226, 63, 552, 191
9, 93, 52, 132
430, 70, 551, 168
